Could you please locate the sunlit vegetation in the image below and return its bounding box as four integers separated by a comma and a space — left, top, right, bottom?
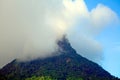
25, 76, 83, 80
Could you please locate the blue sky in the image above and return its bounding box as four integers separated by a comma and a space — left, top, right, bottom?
85, 0, 120, 78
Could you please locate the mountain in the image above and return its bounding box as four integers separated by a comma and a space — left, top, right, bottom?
0, 36, 119, 80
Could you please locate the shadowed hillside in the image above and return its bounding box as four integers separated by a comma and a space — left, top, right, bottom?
0, 36, 119, 80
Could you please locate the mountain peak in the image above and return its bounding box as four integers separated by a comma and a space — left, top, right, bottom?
0, 36, 119, 80
57, 35, 76, 55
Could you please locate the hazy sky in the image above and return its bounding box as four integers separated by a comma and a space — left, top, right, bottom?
0, 0, 120, 78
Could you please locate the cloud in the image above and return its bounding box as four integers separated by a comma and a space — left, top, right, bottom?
0, 0, 64, 67
64, 0, 119, 63
90, 4, 119, 34
0, 0, 119, 67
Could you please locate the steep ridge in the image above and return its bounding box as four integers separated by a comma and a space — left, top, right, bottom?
0, 36, 119, 80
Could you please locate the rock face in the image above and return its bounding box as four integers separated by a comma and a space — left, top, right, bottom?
0, 36, 119, 80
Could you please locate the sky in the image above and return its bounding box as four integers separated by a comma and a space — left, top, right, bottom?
84, 0, 120, 78
0, 0, 120, 78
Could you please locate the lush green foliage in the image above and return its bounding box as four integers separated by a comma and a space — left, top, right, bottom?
25, 76, 83, 80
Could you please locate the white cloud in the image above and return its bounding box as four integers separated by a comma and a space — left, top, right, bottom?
90, 4, 119, 34
64, 0, 119, 63
0, 0, 119, 67
0, 0, 64, 67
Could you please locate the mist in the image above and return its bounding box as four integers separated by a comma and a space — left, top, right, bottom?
0, 0, 64, 67
0, 0, 119, 68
